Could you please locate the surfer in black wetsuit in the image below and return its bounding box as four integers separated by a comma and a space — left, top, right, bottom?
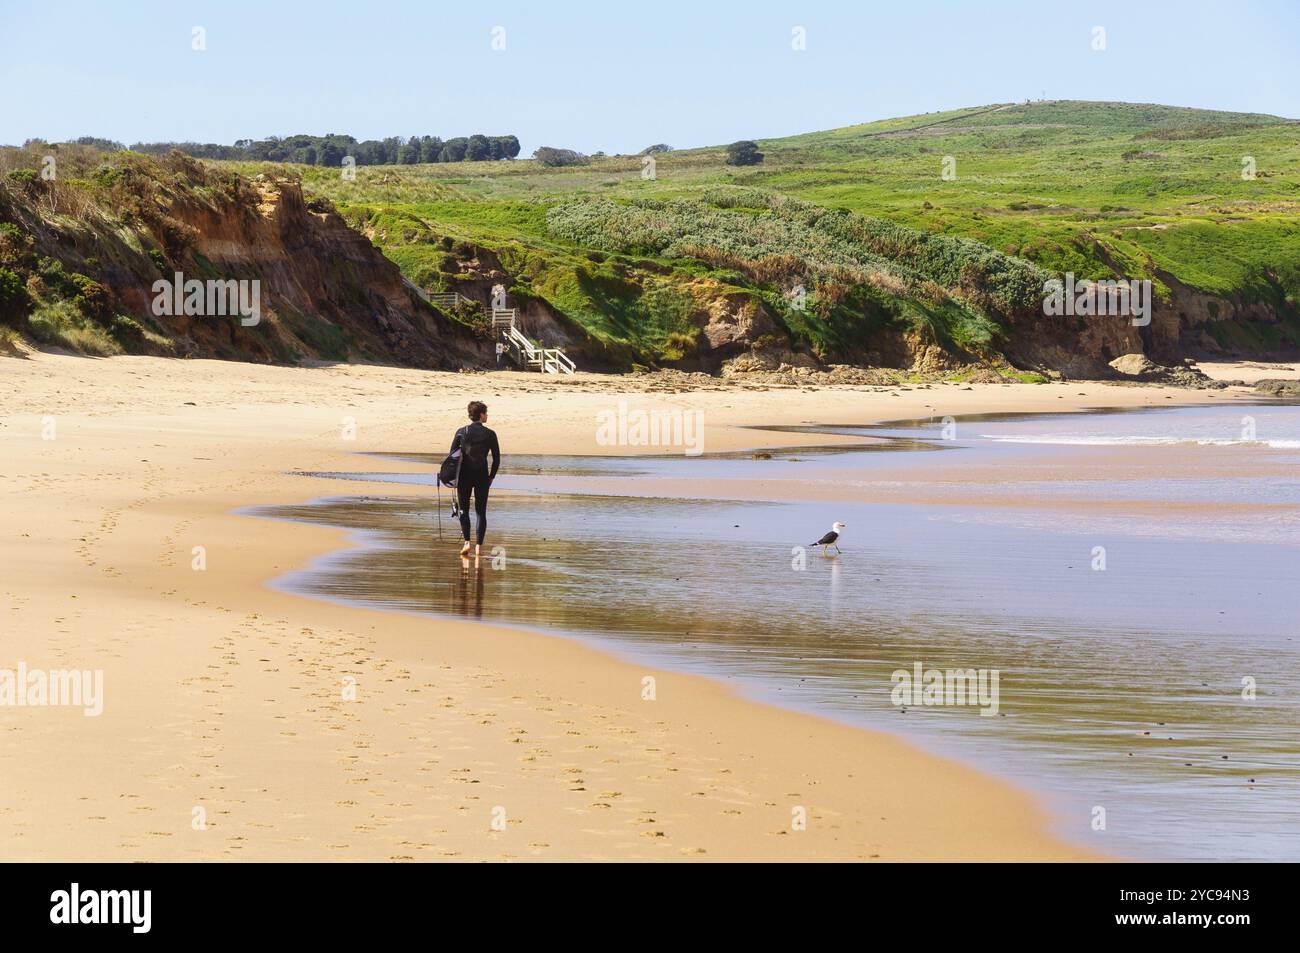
450, 401, 500, 557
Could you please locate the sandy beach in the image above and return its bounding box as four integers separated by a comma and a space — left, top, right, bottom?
1, 351, 1273, 861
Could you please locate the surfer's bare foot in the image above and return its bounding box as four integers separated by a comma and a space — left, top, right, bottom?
459, 540, 472, 556
474, 544, 482, 558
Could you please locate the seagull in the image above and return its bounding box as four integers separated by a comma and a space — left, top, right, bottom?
809, 521, 846, 557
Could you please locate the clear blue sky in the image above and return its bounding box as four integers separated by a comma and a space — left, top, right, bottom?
3, 0, 1297, 154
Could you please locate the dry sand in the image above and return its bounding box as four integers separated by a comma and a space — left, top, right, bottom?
1199, 360, 1300, 383
0, 352, 1263, 861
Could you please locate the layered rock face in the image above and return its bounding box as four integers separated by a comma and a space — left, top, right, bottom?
1, 156, 481, 368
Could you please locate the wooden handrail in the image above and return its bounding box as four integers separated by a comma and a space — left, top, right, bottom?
496, 310, 575, 375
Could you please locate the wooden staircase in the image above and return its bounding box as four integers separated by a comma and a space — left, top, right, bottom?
428, 291, 471, 310
494, 309, 575, 374
419, 287, 576, 374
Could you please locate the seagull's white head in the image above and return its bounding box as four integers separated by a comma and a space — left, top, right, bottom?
832, 521, 846, 533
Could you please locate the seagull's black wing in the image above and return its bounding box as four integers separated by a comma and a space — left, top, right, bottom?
811, 531, 838, 546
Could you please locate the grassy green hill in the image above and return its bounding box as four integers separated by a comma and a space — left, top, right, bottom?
5, 101, 1298, 371
275, 100, 1300, 282
751, 101, 1300, 298
231, 100, 1298, 367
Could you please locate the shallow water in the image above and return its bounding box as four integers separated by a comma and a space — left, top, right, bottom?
253, 402, 1300, 861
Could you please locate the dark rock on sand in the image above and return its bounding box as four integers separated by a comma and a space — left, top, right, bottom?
1108, 353, 1225, 389
1254, 378, 1300, 397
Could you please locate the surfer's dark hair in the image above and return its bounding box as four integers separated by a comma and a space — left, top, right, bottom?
468, 401, 487, 422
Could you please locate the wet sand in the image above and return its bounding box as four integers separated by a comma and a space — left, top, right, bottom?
256, 404, 1300, 861
1, 351, 1266, 860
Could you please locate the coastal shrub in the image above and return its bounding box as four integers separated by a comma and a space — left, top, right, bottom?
37, 256, 71, 290
0, 265, 30, 321
661, 329, 701, 360
69, 273, 114, 324
90, 163, 122, 188
0, 221, 23, 245
544, 193, 1050, 314
725, 141, 764, 166
26, 299, 121, 355
699, 186, 773, 209
109, 313, 146, 346
533, 147, 589, 167
6, 168, 39, 190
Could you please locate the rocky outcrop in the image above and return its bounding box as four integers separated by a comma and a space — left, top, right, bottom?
696, 288, 776, 357
1155, 270, 1296, 360
1109, 353, 1161, 376
1107, 353, 1224, 388
1004, 309, 1146, 378
1255, 378, 1300, 397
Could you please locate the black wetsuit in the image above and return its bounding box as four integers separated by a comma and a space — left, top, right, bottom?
451, 421, 500, 545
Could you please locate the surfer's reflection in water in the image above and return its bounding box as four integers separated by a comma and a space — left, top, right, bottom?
455, 555, 486, 617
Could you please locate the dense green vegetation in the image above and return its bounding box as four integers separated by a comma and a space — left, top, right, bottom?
533, 147, 591, 168
5, 101, 1298, 368
123, 133, 522, 166
282, 100, 1300, 290
0, 149, 373, 359
0, 152, 216, 354
725, 141, 764, 166
545, 191, 1047, 310
750, 102, 1300, 300
249, 101, 1295, 366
